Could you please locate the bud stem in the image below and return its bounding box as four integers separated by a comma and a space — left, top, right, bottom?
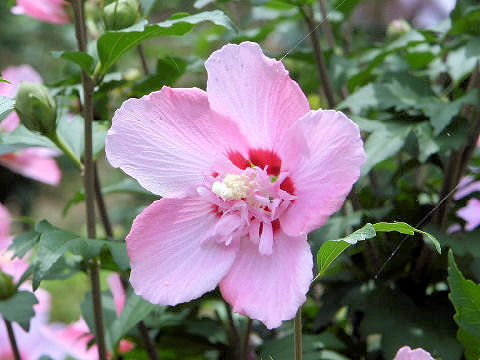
49, 131, 83, 170
4, 319, 21, 360
294, 308, 302, 360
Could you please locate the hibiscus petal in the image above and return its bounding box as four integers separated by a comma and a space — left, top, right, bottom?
128, 197, 239, 305
220, 231, 313, 329
0, 147, 61, 185
0, 204, 11, 251
278, 110, 366, 236
106, 87, 248, 197
205, 42, 310, 148
393, 346, 435, 360
457, 199, 480, 231
107, 273, 126, 316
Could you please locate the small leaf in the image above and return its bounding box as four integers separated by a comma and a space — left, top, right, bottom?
373, 222, 441, 253
0, 96, 15, 122
50, 50, 95, 74
0, 291, 38, 331
315, 224, 376, 280
97, 10, 236, 74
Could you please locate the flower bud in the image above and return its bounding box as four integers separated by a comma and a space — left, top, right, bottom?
0, 272, 15, 300
15, 82, 56, 136
103, 0, 138, 31
387, 19, 412, 38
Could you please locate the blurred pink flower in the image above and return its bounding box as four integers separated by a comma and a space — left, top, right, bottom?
457, 199, 480, 231
46, 274, 133, 359
353, 0, 456, 29
393, 346, 435, 359
0, 204, 65, 360
106, 41, 366, 328
11, 0, 71, 24
0, 65, 61, 185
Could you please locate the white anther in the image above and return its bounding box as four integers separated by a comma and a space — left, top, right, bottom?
212, 174, 251, 200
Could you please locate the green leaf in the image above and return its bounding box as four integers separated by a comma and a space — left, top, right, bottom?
446, 37, 480, 83
448, 250, 480, 338
0, 125, 57, 152
372, 222, 441, 253
315, 223, 376, 280
31, 220, 127, 289
448, 250, 480, 359
0, 291, 38, 331
109, 289, 156, 346
97, 11, 236, 74
414, 123, 439, 162
56, 114, 108, 160
422, 89, 478, 135
9, 230, 40, 258
50, 50, 95, 74
0, 96, 15, 122
361, 122, 412, 176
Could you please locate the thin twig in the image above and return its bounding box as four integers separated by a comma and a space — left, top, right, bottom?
137, 321, 160, 360
4, 319, 21, 360
137, 44, 150, 75
294, 308, 302, 360
241, 318, 252, 360
318, 0, 335, 49
93, 163, 113, 238
72, 0, 107, 358
301, 6, 336, 109
224, 302, 241, 360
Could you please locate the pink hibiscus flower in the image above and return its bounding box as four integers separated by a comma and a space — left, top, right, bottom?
393, 346, 435, 360
11, 0, 70, 25
106, 41, 366, 328
0, 65, 61, 185
0, 204, 65, 360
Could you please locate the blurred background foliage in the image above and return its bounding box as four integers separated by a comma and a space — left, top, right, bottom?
1, 0, 480, 359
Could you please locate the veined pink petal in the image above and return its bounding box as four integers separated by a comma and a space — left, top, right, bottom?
107, 273, 126, 316
0, 65, 42, 133
12, 0, 71, 24
0, 148, 61, 185
278, 110, 366, 236
0, 203, 11, 251
393, 346, 435, 360
220, 230, 313, 329
128, 197, 239, 305
106, 87, 248, 198
457, 199, 480, 231
205, 42, 310, 148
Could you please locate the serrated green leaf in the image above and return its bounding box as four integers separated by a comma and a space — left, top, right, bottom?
0, 291, 38, 331
361, 122, 412, 176
446, 37, 480, 83
97, 11, 236, 74
8, 230, 40, 258
31, 220, 128, 289
448, 250, 480, 338
448, 250, 480, 359
51, 50, 95, 74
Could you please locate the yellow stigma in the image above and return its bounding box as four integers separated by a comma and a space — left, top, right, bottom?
212, 174, 251, 200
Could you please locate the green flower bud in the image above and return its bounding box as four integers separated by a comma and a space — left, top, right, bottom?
15, 82, 56, 136
103, 0, 139, 31
0, 272, 15, 300
387, 19, 412, 38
